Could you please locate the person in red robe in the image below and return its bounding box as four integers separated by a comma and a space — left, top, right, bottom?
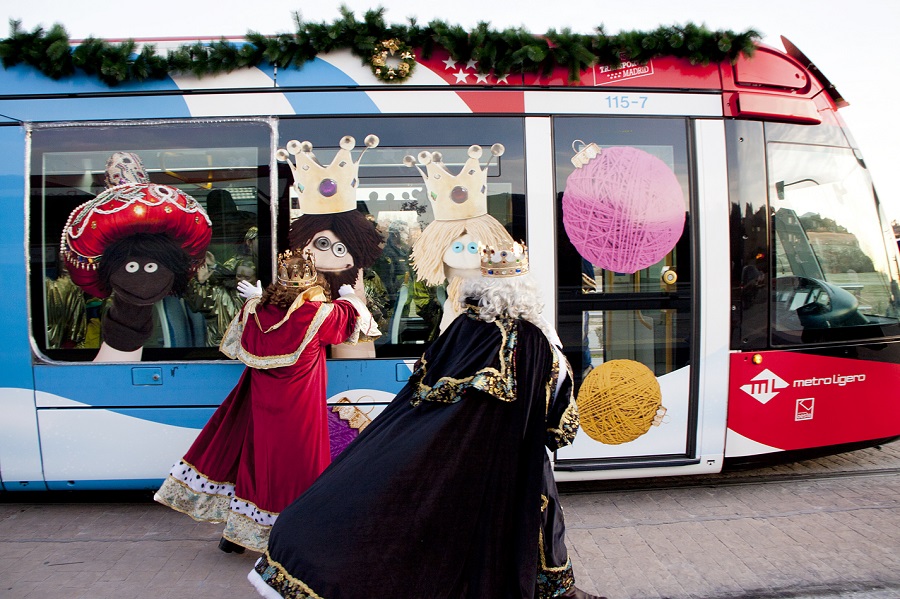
154, 249, 379, 553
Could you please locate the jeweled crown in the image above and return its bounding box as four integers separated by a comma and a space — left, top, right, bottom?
276, 248, 319, 289
276, 135, 379, 215
404, 143, 504, 221
481, 241, 529, 277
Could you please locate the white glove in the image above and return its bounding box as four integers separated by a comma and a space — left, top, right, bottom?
237, 280, 263, 300
338, 284, 355, 297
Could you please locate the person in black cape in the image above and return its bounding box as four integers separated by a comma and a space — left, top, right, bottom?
248, 242, 604, 599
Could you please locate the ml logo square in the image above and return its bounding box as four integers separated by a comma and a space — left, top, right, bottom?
740, 368, 789, 404
795, 398, 814, 421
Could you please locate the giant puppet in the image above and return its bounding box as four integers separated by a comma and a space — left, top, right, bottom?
60, 152, 212, 361
405, 144, 515, 333
276, 135, 385, 359
155, 249, 379, 554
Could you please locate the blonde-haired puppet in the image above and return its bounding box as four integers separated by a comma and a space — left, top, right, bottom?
406, 144, 515, 333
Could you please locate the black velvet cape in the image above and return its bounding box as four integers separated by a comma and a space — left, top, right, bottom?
252, 305, 579, 599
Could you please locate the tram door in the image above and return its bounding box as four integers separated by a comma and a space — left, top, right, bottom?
551, 116, 697, 467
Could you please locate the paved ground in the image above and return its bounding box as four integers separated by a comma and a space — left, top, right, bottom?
2, 441, 900, 598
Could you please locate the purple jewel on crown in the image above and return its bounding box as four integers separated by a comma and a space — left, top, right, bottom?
319, 178, 338, 197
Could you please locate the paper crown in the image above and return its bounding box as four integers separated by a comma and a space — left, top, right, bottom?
570, 140, 603, 168
481, 240, 529, 277
276, 135, 379, 215
276, 248, 319, 289
404, 143, 504, 221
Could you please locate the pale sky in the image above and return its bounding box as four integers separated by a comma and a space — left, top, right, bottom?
8, 0, 900, 222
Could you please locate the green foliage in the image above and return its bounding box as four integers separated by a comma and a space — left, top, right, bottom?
1, 9, 760, 86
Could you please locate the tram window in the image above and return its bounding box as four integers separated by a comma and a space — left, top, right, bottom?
31, 121, 273, 361
277, 117, 527, 359
768, 137, 900, 345
552, 116, 692, 383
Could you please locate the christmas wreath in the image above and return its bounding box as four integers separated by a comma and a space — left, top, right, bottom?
369, 38, 415, 83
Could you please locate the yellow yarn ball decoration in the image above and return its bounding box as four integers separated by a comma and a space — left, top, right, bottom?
577, 359, 663, 445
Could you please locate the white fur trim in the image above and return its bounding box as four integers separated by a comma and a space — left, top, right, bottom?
247, 565, 285, 599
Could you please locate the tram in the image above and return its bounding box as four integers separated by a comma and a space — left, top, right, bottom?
1, 23, 898, 490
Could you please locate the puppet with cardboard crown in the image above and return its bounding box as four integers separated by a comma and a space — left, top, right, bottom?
155, 246, 379, 554
266, 135, 385, 360
405, 144, 516, 333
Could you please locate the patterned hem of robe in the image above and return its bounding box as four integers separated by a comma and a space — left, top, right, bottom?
252, 552, 324, 599
536, 557, 576, 598
154, 474, 272, 552
250, 551, 577, 598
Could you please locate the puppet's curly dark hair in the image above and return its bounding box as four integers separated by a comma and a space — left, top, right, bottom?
97, 233, 194, 297
260, 275, 331, 310
289, 211, 384, 291
289, 211, 383, 268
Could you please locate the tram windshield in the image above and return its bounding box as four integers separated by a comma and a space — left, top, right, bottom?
769, 133, 900, 345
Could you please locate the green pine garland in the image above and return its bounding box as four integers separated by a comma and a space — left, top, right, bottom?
0, 6, 760, 87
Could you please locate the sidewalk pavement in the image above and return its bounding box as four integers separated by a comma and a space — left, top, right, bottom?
2, 442, 899, 598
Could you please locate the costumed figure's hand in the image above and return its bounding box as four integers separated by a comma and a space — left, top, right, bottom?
335, 286, 381, 340
237, 280, 263, 300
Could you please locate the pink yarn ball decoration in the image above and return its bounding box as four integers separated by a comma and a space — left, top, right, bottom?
562, 146, 685, 273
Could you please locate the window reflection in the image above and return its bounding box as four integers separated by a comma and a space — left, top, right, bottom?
769, 142, 900, 343
552, 116, 692, 385
32, 121, 271, 360
277, 117, 527, 358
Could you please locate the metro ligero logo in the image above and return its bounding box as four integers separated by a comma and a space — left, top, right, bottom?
729, 351, 900, 451
739, 367, 868, 404
739, 368, 789, 404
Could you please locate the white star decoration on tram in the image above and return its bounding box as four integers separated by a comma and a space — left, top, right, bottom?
440, 56, 509, 84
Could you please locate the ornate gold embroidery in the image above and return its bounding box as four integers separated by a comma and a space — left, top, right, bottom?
536, 493, 576, 597
409, 309, 518, 406
234, 304, 333, 370
254, 551, 326, 599
219, 300, 254, 359
154, 475, 230, 523
223, 510, 271, 553
155, 459, 277, 553
545, 343, 561, 415
547, 356, 580, 449
332, 397, 374, 432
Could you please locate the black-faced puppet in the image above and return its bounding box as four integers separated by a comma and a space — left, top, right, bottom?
61, 182, 212, 361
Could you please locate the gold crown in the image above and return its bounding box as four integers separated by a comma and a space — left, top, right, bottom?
481, 240, 529, 277
276, 248, 319, 289
404, 143, 504, 221
276, 135, 379, 215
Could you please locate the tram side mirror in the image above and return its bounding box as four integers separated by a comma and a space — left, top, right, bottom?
775, 181, 785, 200
776, 276, 868, 329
